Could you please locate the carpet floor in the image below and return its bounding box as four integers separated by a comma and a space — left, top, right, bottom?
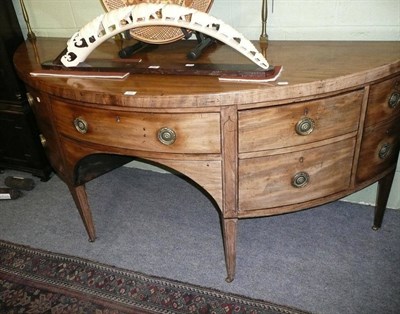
0, 239, 309, 313
0, 167, 399, 313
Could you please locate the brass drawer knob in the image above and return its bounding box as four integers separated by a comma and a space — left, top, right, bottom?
378, 143, 392, 160
157, 127, 176, 145
74, 117, 88, 134
27, 92, 34, 107
388, 92, 400, 109
295, 117, 315, 135
39, 134, 47, 147
292, 171, 310, 188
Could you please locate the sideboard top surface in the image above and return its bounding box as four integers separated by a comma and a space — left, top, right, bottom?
14, 38, 400, 108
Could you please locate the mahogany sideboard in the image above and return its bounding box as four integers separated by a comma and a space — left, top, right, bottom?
14, 38, 400, 282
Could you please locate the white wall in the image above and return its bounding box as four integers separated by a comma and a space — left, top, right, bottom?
11, 0, 400, 208
213, 0, 400, 41
12, 0, 400, 40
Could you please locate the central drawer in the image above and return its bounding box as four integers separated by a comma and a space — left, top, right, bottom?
239, 90, 363, 153
239, 138, 355, 210
51, 99, 221, 154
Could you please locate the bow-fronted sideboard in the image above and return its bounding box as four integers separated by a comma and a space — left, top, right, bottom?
14, 38, 400, 281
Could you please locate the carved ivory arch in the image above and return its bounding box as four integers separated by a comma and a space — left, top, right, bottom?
61, 3, 269, 69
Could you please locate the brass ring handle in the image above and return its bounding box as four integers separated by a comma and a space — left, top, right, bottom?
74, 117, 89, 134
378, 143, 392, 160
157, 127, 176, 145
295, 117, 315, 136
292, 171, 310, 188
388, 92, 400, 109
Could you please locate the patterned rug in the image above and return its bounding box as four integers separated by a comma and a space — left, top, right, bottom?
0, 240, 310, 314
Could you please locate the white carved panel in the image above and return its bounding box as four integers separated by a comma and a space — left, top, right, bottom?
61, 3, 269, 70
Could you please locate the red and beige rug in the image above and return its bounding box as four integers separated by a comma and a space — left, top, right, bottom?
0, 240, 309, 313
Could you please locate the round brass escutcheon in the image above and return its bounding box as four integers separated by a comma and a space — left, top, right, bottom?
388, 92, 400, 109
292, 171, 310, 188
295, 117, 315, 135
378, 143, 392, 160
73, 117, 88, 134
157, 127, 176, 145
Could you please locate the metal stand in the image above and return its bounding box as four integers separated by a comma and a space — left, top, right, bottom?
19, 0, 36, 40
118, 31, 216, 61
186, 32, 216, 60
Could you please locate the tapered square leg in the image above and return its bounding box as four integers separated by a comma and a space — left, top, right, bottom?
222, 217, 238, 283
372, 170, 395, 230
68, 184, 96, 242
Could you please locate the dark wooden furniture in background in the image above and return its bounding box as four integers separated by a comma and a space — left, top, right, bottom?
14, 38, 400, 281
0, 0, 51, 181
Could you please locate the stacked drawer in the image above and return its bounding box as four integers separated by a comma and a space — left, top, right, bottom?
26, 89, 65, 174
238, 90, 363, 211
357, 76, 400, 182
